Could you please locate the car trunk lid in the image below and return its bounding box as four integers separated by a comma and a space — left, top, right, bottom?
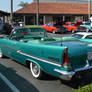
48, 41, 88, 70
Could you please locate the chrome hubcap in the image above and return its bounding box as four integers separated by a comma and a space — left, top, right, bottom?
0, 51, 2, 57
32, 64, 39, 75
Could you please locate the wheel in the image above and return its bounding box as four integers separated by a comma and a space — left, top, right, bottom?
0, 49, 5, 58
86, 29, 89, 32
30, 62, 43, 79
52, 30, 56, 34
71, 29, 75, 33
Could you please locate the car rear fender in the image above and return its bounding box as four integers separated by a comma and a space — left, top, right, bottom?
26, 59, 44, 71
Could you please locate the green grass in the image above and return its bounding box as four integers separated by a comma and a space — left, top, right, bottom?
73, 84, 92, 92
24, 25, 41, 28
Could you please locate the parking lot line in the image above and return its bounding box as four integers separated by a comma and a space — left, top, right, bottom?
0, 73, 20, 92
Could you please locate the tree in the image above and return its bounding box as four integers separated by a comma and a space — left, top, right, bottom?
18, 1, 29, 8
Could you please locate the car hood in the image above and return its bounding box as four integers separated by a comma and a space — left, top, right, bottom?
74, 21, 82, 26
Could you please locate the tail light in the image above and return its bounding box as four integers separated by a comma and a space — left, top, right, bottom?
62, 48, 71, 69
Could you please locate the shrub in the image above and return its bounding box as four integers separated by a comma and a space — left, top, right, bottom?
73, 84, 92, 92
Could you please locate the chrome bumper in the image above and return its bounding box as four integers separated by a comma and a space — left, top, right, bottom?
54, 65, 92, 81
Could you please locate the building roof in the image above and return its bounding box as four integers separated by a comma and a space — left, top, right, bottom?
33, 0, 90, 4
15, 3, 91, 15
0, 10, 9, 14
0, 10, 9, 16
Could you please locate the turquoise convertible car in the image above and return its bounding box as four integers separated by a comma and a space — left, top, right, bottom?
0, 28, 92, 81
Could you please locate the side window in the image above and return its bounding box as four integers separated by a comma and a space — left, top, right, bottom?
85, 35, 92, 39
65, 23, 68, 26
46, 24, 50, 26
50, 24, 53, 26
69, 24, 72, 26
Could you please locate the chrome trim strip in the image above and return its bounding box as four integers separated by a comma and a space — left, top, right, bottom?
17, 51, 61, 67
54, 65, 92, 76
54, 69, 75, 75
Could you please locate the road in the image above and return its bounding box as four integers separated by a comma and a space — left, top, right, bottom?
0, 33, 92, 92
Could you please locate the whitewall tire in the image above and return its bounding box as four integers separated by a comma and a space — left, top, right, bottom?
0, 49, 4, 58
52, 30, 56, 34
30, 62, 43, 79
71, 29, 75, 33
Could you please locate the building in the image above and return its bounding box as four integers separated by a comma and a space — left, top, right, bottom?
0, 10, 10, 23
14, 0, 92, 25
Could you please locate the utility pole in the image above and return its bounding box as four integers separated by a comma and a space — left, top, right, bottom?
88, 0, 91, 19
36, 0, 39, 25
10, 0, 13, 24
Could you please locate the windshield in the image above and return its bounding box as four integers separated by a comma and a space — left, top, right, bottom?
27, 28, 46, 37
71, 23, 75, 25
72, 34, 84, 39
10, 28, 46, 40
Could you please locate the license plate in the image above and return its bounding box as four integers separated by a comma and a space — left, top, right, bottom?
88, 52, 92, 60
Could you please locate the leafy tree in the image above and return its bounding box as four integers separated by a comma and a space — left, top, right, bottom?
18, 1, 29, 8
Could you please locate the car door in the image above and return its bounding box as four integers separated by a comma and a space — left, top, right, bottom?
6, 29, 27, 64
63, 23, 70, 31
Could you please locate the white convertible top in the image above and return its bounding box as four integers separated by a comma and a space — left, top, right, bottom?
73, 32, 92, 39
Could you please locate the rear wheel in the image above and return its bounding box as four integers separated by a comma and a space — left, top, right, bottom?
30, 62, 43, 79
52, 30, 56, 34
71, 29, 75, 33
86, 29, 89, 32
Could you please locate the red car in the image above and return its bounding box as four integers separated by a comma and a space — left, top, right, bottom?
42, 22, 67, 33
63, 21, 82, 33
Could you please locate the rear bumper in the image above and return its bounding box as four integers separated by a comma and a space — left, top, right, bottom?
54, 65, 92, 81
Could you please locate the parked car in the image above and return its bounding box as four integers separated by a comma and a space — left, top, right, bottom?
0, 28, 92, 81
71, 32, 92, 43
42, 21, 67, 33
78, 21, 92, 32
3, 23, 12, 35
72, 32, 92, 39
63, 21, 82, 33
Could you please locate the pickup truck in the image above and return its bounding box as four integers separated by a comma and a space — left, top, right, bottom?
0, 27, 92, 81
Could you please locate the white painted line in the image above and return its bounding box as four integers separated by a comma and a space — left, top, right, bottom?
0, 73, 20, 92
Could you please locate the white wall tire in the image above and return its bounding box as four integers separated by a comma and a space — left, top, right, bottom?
0, 49, 4, 58
52, 30, 56, 34
71, 29, 75, 33
30, 62, 43, 79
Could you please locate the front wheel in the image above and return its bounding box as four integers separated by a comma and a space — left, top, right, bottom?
30, 62, 43, 79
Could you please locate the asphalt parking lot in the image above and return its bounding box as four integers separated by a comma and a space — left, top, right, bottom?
1, 32, 92, 92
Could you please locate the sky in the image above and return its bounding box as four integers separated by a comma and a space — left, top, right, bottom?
0, 0, 33, 12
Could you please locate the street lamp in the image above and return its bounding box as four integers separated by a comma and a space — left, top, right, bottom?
88, 0, 91, 19
36, 0, 39, 25
10, 0, 13, 24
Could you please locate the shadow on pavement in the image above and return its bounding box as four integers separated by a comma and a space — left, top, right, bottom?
0, 64, 39, 92
60, 70, 92, 89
